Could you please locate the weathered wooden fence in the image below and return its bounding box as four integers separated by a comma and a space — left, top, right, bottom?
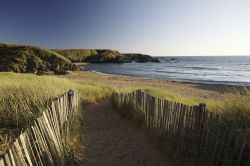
0, 90, 79, 166
112, 90, 250, 166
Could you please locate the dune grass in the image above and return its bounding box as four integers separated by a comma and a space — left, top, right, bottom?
0, 72, 109, 156
1, 72, 250, 157
144, 87, 199, 105
0, 72, 112, 126
1, 72, 250, 128
208, 90, 250, 127
130, 87, 250, 127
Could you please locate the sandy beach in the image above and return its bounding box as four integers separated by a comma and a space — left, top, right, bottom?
59, 71, 244, 102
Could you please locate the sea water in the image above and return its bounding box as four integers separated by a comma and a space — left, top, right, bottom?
82, 56, 250, 85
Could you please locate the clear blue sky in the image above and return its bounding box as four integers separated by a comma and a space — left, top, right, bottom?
1, 0, 250, 56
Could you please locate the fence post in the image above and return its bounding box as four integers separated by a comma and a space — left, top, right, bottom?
236, 129, 250, 166
195, 103, 206, 166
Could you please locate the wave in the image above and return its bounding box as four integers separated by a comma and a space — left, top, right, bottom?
158, 65, 219, 71
83, 57, 250, 85
181, 66, 219, 70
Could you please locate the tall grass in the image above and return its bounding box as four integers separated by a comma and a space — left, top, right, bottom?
1, 72, 249, 127
1, 72, 250, 158
208, 89, 250, 127
144, 87, 199, 105
0, 72, 112, 126
130, 87, 250, 127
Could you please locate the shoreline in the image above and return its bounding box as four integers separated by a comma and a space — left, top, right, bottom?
77, 63, 250, 87
74, 62, 90, 65
74, 64, 248, 93
59, 71, 247, 102
87, 69, 249, 87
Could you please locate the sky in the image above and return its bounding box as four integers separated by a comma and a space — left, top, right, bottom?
0, 0, 250, 56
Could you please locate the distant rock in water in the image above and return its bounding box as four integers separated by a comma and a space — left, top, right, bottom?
0, 43, 78, 74
121, 54, 160, 63
170, 58, 178, 61
160, 57, 178, 62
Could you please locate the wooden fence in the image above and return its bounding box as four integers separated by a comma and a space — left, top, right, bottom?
112, 90, 250, 166
0, 90, 79, 166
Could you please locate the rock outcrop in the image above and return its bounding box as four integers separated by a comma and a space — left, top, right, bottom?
0, 42, 160, 75
121, 54, 159, 63
0, 43, 78, 74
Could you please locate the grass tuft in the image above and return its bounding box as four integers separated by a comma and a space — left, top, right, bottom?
0, 72, 112, 126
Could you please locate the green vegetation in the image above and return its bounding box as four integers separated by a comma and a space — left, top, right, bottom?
0, 43, 78, 74
1, 71, 247, 127
144, 87, 199, 105
120, 87, 250, 128
0, 42, 159, 76
53, 49, 98, 62
0, 72, 112, 158
0, 71, 250, 158
0, 72, 201, 126
209, 90, 250, 127
110, 81, 250, 127
54, 49, 121, 62
0, 42, 159, 75
0, 72, 111, 126
54, 49, 159, 63
1, 42, 248, 162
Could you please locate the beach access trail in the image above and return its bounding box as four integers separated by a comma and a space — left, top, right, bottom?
79, 99, 175, 166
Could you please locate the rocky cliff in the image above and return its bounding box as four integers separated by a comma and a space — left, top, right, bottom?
0, 43, 159, 75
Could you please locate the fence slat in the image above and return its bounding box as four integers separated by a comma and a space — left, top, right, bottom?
112, 90, 250, 166
8, 149, 16, 166
3, 153, 11, 166
236, 129, 250, 166
19, 134, 33, 166
0, 91, 78, 165
0, 158, 4, 166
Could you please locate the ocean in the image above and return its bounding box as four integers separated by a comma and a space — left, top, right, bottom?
82, 56, 250, 85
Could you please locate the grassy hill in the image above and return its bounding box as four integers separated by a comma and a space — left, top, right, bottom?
54, 49, 159, 63
0, 43, 78, 74
54, 49, 122, 63
0, 42, 159, 75
53, 49, 98, 62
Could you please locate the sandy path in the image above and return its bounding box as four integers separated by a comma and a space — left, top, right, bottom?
80, 99, 174, 166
